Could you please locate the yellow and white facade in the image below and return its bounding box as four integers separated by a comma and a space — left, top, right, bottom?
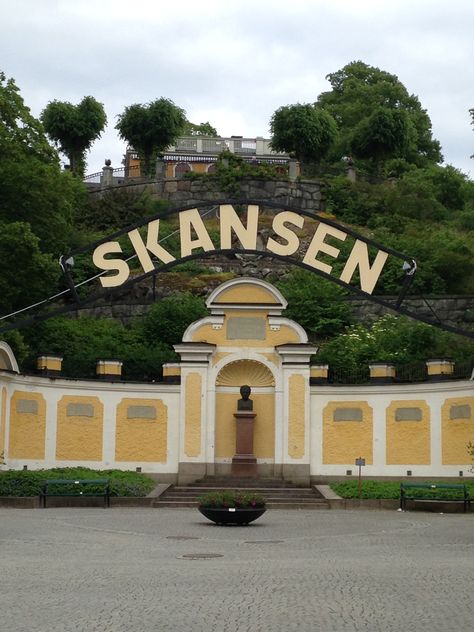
0, 280, 473, 483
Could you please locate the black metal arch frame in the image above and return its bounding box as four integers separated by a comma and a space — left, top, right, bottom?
1, 199, 473, 340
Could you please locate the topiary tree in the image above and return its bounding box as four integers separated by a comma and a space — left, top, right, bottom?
115, 98, 187, 177
269, 103, 337, 168
41, 96, 107, 177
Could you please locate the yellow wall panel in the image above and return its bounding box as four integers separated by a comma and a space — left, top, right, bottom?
215, 285, 280, 304
441, 397, 474, 464
185, 373, 202, 457
0, 387, 6, 458
288, 375, 305, 459
9, 391, 46, 459
56, 396, 103, 461
386, 400, 430, 465
215, 392, 274, 459
323, 401, 373, 465
115, 398, 167, 462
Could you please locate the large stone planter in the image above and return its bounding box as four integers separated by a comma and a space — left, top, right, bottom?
198, 506, 266, 525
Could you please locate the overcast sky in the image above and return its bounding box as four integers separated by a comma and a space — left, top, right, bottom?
2, 0, 473, 177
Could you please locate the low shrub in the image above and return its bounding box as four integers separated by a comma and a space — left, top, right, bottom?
0, 467, 155, 497
330, 480, 474, 500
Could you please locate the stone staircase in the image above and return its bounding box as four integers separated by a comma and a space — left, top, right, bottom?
153, 477, 329, 509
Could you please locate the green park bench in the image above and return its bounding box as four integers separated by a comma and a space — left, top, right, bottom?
40, 478, 110, 508
400, 482, 470, 513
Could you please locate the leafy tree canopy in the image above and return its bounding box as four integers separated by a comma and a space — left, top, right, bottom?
0, 72, 84, 253
269, 103, 337, 165
0, 222, 59, 316
276, 270, 352, 339
115, 98, 187, 177
317, 61, 442, 168
41, 96, 107, 177
183, 120, 218, 136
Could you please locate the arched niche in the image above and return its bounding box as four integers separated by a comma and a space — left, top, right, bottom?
0, 341, 19, 373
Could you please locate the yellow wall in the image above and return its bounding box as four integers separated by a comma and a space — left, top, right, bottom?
441, 397, 474, 465
185, 373, 202, 457
0, 387, 6, 458
288, 375, 305, 458
386, 400, 430, 465
323, 401, 373, 464
215, 392, 274, 459
56, 396, 104, 461
9, 391, 46, 459
115, 398, 167, 462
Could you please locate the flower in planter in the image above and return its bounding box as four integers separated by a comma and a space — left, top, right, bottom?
198, 490, 266, 509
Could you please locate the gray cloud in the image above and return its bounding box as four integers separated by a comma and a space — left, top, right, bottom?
1, 0, 473, 176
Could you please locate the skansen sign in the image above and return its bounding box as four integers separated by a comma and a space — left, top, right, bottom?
87, 202, 413, 297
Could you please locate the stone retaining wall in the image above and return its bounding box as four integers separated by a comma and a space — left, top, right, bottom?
89, 176, 325, 213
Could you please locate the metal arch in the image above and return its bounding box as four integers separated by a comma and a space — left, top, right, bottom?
1, 199, 473, 340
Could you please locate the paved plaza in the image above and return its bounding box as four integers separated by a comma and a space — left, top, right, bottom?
1, 507, 473, 632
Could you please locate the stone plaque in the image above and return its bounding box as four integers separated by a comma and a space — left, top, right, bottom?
127, 405, 156, 420
395, 407, 422, 421
16, 399, 38, 414
450, 404, 471, 420
333, 408, 363, 422
66, 403, 94, 417
227, 317, 265, 340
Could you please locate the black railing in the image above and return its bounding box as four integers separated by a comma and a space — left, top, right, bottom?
324, 361, 472, 385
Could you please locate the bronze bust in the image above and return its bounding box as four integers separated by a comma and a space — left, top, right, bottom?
237, 384, 253, 411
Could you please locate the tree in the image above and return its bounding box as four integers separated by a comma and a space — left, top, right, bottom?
183, 121, 218, 136
115, 98, 187, 177
41, 96, 107, 177
0, 73, 83, 252
350, 107, 415, 173
269, 103, 337, 166
0, 222, 59, 316
276, 270, 352, 339
317, 61, 442, 168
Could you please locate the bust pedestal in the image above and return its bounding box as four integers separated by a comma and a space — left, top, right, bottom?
232, 411, 257, 477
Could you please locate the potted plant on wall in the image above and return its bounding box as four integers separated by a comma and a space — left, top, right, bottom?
198, 490, 266, 525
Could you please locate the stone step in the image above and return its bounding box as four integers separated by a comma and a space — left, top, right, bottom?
154, 484, 329, 509
189, 478, 301, 488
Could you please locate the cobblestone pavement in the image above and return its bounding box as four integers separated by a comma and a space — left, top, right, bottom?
1, 508, 473, 632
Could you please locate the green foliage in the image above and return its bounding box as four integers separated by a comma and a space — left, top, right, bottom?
198, 490, 266, 508
317, 60, 442, 170
183, 120, 218, 136
185, 150, 282, 196
22, 316, 131, 378
19, 291, 207, 380
270, 103, 337, 164
330, 480, 474, 500
0, 468, 155, 497
350, 107, 415, 172
276, 269, 352, 338
77, 188, 170, 233
317, 314, 474, 373
140, 292, 207, 348
0, 222, 60, 316
116, 98, 187, 177
41, 96, 107, 177
0, 73, 84, 254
